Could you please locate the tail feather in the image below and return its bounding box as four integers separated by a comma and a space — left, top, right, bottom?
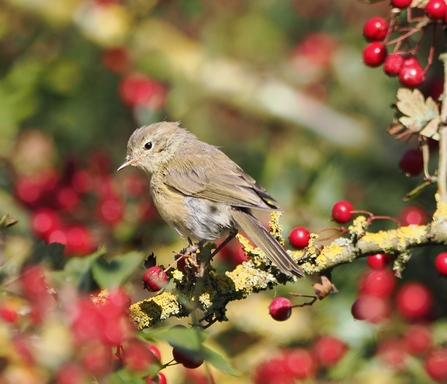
231, 209, 304, 278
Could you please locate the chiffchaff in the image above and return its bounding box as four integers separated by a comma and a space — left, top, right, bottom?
118, 122, 304, 278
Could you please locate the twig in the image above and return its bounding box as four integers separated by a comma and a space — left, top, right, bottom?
438, 52, 447, 202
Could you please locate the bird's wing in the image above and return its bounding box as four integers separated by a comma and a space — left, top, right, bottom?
162, 148, 278, 210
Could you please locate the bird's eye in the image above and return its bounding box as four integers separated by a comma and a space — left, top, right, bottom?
144, 141, 153, 150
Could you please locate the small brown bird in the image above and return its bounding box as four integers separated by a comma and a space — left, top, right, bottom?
118, 122, 304, 278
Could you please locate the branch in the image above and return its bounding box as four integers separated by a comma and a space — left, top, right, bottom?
438, 53, 447, 202
129, 204, 447, 329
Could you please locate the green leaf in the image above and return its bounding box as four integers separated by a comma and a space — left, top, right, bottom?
61, 247, 106, 291
202, 345, 238, 376
26, 242, 66, 269
91, 251, 145, 289
145, 326, 208, 350
145, 327, 237, 375
404, 180, 432, 201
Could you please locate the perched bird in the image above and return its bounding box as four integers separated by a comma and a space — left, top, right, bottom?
118, 121, 304, 278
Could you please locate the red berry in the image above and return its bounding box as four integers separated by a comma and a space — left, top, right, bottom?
362, 42, 387, 67
435, 252, 447, 275
118, 73, 167, 109
351, 295, 390, 323
145, 372, 167, 384
332, 201, 354, 223
147, 344, 161, 361
49, 225, 95, 256
289, 227, 311, 249
81, 341, 113, 377
425, 0, 447, 19
284, 349, 317, 380
399, 62, 425, 87
358, 270, 396, 298
403, 325, 432, 355
313, 336, 347, 367
383, 53, 404, 76
366, 253, 393, 270
56, 187, 80, 211
399, 205, 428, 225
101, 46, 130, 73
123, 339, 156, 372
96, 196, 124, 226
172, 347, 204, 369
396, 282, 432, 319
399, 148, 423, 176
30, 208, 62, 240
0, 306, 19, 323
377, 338, 406, 370
391, 0, 413, 8
269, 297, 292, 321
14, 176, 43, 207
363, 17, 389, 41
425, 348, 447, 381
56, 363, 88, 384
71, 170, 93, 193
143, 266, 168, 292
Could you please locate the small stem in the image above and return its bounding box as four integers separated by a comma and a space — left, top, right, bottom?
421, 138, 431, 179
387, 27, 421, 46
438, 52, 447, 202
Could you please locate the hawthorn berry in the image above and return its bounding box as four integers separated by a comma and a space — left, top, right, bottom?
143, 266, 168, 291
145, 372, 167, 384
396, 282, 432, 319
332, 201, 354, 223
391, 0, 413, 8
383, 53, 403, 76
362, 42, 387, 67
269, 297, 292, 321
425, 0, 447, 19
284, 349, 317, 380
313, 336, 347, 367
399, 149, 423, 176
403, 325, 432, 355
147, 344, 161, 361
96, 195, 124, 226
30, 208, 62, 240
367, 253, 393, 270
399, 205, 428, 225
289, 227, 311, 249
399, 62, 425, 87
358, 270, 395, 298
172, 347, 204, 369
351, 295, 390, 323
123, 339, 156, 372
425, 348, 447, 381
363, 17, 388, 41
377, 338, 406, 370
119, 73, 167, 109
435, 252, 447, 276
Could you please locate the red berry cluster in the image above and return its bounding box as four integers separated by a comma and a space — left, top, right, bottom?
15, 153, 156, 256
361, 0, 447, 87
253, 337, 347, 384
100, 46, 167, 110
352, 268, 433, 323
0, 265, 167, 382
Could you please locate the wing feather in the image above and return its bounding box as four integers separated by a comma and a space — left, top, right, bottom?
162, 147, 278, 210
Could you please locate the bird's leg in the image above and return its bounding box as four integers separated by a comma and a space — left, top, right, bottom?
210, 230, 238, 258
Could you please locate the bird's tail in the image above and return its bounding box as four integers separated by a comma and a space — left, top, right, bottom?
231, 209, 304, 278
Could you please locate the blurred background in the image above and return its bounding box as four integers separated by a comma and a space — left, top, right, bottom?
1, 0, 446, 383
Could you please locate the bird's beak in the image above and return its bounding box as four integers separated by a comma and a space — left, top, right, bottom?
117, 154, 142, 172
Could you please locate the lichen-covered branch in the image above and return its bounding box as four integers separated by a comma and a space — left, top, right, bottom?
129, 202, 447, 329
